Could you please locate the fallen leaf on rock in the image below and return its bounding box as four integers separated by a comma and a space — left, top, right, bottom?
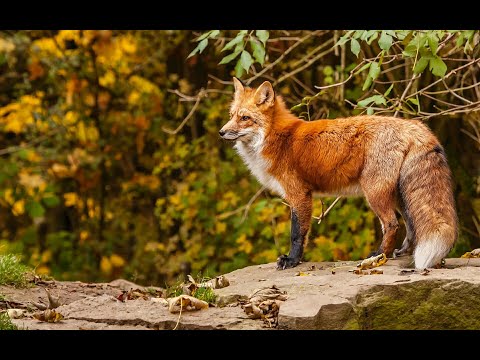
117, 288, 154, 302
241, 285, 287, 328
461, 248, 480, 258
294, 271, 311, 276
369, 269, 383, 275
33, 309, 64, 323
358, 253, 387, 270
420, 269, 430, 276
7, 309, 26, 319
151, 297, 168, 306
168, 295, 208, 313
190, 274, 230, 289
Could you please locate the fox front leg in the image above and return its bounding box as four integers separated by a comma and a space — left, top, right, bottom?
277, 192, 312, 270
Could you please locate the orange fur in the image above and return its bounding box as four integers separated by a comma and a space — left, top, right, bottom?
220, 78, 458, 270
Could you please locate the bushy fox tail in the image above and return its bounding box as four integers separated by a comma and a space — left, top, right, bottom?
399, 144, 458, 269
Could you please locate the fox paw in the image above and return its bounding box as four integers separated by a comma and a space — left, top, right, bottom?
276, 255, 300, 270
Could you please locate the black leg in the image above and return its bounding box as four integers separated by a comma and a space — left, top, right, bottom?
277, 192, 312, 270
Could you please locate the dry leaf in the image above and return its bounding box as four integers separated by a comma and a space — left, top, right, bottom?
420, 269, 430, 276
358, 253, 388, 270
461, 248, 480, 258
242, 285, 287, 328
7, 309, 26, 319
151, 298, 168, 306
294, 271, 310, 276
168, 295, 208, 313
33, 309, 64, 323
369, 269, 383, 275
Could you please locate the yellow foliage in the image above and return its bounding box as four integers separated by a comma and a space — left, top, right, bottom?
31, 38, 63, 58
110, 254, 125, 267
79, 230, 89, 243
35, 265, 50, 275
26, 150, 42, 163
216, 222, 227, 234
41, 250, 52, 263
12, 200, 25, 216
236, 234, 253, 254
129, 75, 160, 95
100, 256, 112, 274
99, 70, 116, 87
145, 242, 165, 252
4, 189, 14, 205
64, 192, 79, 207
0, 38, 15, 53
19, 170, 46, 190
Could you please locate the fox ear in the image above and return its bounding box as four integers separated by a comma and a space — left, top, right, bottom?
254, 81, 275, 107
232, 77, 244, 95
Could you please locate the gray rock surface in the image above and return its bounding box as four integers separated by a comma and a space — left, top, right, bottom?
3, 257, 480, 330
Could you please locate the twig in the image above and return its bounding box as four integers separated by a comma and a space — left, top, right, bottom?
245, 31, 321, 86
173, 298, 183, 330
275, 42, 335, 85
0, 130, 59, 156
393, 73, 420, 117
313, 197, 342, 224
242, 186, 266, 222
162, 89, 206, 135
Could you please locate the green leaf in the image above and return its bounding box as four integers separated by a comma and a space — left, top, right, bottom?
358, 95, 386, 108
368, 62, 381, 80
367, 107, 374, 115
187, 38, 209, 59
25, 201, 45, 218
255, 30, 269, 46
408, 98, 419, 106
366, 32, 379, 45
209, 30, 220, 39
384, 84, 394, 97
198, 39, 208, 54
378, 31, 393, 51
413, 56, 429, 74
196, 31, 213, 41
323, 66, 334, 76
427, 33, 439, 54
240, 51, 253, 73
234, 59, 245, 78
353, 30, 365, 39
42, 195, 60, 208
354, 62, 371, 75
429, 56, 447, 77
219, 49, 242, 65
250, 39, 265, 66
362, 75, 373, 91
222, 33, 245, 52
350, 39, 361, 57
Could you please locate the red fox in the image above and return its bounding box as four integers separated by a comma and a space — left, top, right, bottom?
219, 77, 458, 270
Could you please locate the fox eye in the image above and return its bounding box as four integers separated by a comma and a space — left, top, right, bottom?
241, 115, 251, 121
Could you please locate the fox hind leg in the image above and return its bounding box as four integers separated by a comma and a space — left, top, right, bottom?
393, 207, 414, 258
361, 183, 399, 258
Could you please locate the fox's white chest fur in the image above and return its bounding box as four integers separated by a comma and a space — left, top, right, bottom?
234, 132, 286, 199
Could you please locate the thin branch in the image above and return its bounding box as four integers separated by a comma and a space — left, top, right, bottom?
0, 130, 59, 156
162, 89, 206, 135
245, 31, 321, 86
275, 41, 335, 85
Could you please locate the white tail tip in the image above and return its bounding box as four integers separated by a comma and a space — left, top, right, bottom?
414, 236, 451, 269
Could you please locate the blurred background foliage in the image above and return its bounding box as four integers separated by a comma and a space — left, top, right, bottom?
0, 30, 479, 286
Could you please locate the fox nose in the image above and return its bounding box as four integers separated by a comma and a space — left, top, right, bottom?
219, 129, 226, 137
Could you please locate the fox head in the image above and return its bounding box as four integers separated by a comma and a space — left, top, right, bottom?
219, 77, 275, 142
